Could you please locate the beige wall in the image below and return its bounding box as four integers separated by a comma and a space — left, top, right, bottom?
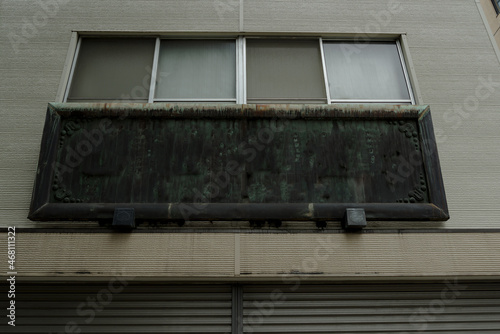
1, 0, 500, 279
1, 232, 499, 280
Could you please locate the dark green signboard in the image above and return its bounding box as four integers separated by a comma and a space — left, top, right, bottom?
29, 103, 448, 222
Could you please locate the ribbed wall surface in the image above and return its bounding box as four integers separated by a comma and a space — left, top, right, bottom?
0, 233, 236, 277
1, 233, 499, 279
2, 284, 232, 334
1, 0, 500, 229
1, 283, 499, 333
239, 233, 500, 278
243, 283, 500, 333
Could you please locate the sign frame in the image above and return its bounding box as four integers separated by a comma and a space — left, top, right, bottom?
28, 103, 449, 222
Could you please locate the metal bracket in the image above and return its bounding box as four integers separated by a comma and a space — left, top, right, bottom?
112, 208, 136, 230
342, 208, 366, 230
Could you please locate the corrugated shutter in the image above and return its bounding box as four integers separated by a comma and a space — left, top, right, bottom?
243, 283, 500, 333
3, 282, 500, 333
6, 284, 232, 334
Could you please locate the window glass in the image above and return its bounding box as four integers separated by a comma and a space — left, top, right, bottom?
323, 42, 410, 101
66, 37, 414, 105
246, 39, 327, 103
155, 39, 236, 100
67, 38, 155, 102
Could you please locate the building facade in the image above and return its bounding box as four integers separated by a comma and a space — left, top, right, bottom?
1, 0, 500, 333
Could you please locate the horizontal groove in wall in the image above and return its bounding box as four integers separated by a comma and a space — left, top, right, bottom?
3, 228, 500, 234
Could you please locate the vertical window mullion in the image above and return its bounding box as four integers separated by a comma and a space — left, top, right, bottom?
149, 37, 161, 103
63, 37, 81, 102
319, 37, 331, 104
236, 36, 245, 104
242, 37, 247, 104
236, 37, 240, 104
396, 39, 415, 105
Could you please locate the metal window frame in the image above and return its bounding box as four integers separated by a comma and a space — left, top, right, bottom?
56, 32, 79, 102
63, 36, 158, 103
147, 37, 161, 103
62, 37, 81, 102
319, 37, 332, 104
63, 34, 417, 106
492, 0, 500, 15
151, 37, 239, 104
321, 38, 414, 105
236, 36, 246, 104
396, 39, 416, 105
244, 36, 330, 104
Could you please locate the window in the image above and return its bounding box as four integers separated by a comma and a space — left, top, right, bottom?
66, 38, 156, 102
32, 35, 450, 223
492, 0, 500, 15
64, 36, 414, 104
155, 39, 236, 102
323, 42, 412, 103
246, 39, 327, 104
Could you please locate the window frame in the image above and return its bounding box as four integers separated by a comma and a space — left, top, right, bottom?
62, 35, 81, 103
492, 0, 500, 15
152, 37, 239, 103
60, 34, 418, 105
64, 37, 157, 102
244, 36, 329, 104
321, 39, 415, 105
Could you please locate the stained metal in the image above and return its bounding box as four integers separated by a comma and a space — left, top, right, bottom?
28, 103, 449, 222
342, 208, 367, 230
112, 208, 135, 229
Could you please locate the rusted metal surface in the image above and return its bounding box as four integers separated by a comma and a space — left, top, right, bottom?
29, 103, 449, 222
50, 102, 421, 119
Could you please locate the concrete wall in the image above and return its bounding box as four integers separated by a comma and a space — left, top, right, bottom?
1, 0, 500, 280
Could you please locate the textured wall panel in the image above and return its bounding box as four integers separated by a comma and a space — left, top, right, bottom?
239, 233, 500, 278
0, 233, 235, 278
0, 233, 499, 279
1, 0, 500, 233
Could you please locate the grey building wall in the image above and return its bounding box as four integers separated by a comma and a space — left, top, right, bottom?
0, 0, 499, 280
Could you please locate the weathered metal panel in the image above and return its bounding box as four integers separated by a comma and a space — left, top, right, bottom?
243, 284, 500, 333
2, 284, 232, 334
28, 103, 448, 222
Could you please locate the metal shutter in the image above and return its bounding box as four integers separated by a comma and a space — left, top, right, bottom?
4, 282, 500, 333
5, 284, 232, 334
242, 283, 500, 333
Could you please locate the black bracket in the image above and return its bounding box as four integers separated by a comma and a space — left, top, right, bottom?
342, 208, 366, 230
112, 208, 136, 230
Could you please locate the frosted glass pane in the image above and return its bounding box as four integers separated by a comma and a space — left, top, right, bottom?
155, 39, 236, 99
323, 42, 410, 100
68, 38, 155, 101
246, 39, 326, 103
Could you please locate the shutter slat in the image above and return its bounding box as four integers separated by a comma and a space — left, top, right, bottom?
4, 283, 500, 333
243, 283, 500, 333
4, 284, 232, 334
